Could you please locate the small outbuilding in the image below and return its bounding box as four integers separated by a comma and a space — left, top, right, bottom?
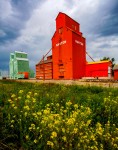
113, 65, 118, 80
86, 60, 112, 78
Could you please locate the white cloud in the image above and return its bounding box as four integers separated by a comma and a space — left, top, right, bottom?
8, 0, 72, 63
0, 0, 13, 20
87, 35, 118, 63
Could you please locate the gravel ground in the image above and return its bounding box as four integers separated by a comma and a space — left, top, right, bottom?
16, 79, 118, 88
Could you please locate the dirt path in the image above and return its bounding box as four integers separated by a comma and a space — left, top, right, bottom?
17, 79, 118, 88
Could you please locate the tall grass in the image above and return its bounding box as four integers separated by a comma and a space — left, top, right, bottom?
0, 80, 118, 149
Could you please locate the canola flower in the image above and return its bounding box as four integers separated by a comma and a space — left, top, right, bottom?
8, 99, 12, 103
26, 135, 29, 140
96, 123, 104, 136
24, 105, 30, 111
26, 95, 30, 99
19, 90, 23, 93
14, 106, 17, 109
34, 139, 37, 143
62, 136, 67, 142
34, 92, 38, 96
10, 125, 14, 128
11, 94, 16, 98
47, 141, 54, 148
51, 131, 57, 139
32, 98, 36, 103
74, 104, 78, 109
73, 128, 78, 134
66, 101, 72, 106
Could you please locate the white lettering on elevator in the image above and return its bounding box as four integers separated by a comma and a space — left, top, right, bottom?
75, 40, 83, 46
56, 40, 66, 47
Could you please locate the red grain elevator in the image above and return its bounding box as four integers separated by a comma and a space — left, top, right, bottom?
52, 12, 86, 79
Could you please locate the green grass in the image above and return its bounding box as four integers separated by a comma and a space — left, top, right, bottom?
0, 80, 118, 150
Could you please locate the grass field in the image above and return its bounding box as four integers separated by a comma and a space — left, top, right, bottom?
0, 80, 118, 150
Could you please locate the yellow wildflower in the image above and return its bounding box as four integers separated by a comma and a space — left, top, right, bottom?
11, 120, 15, 123
96, 123, 103, 135
26, 135, 29, 140
86, 120, 91, 126
73, 128, 78, 134
11, 104, 15, 107
48, 124, 53, 128
29, 127, 32, 130
28, 91, 32, 95
11, 94, 15, 98
24, 105, 30, 111
19, 90, 23, 94
18, 97, 21, 100
66, 101, 72, 106
51, 131, 57, 138
67, 118, 75, 125
34, 139, 37, 143
47, 141, 54, 148
8, 99, 12, 102
31, 123, 35, 127
91, 135, 95, 141
43, 109, 50, 115
62, 128, 65, 133
24, 112, 27, 117
56, 103, 59, 107
37, 112, 42, 116
37, 127, 39, 130
63, 110, 67, 113
32, 98, 36, 103
26, 95, 30, 99
11, 125, 14, 128
72, 111, 78, 118
62, 136, 67, 142
34, 93, 38, 96
54, 120, 60, 125
14, 106, 17, 109
74, 104, 78, 109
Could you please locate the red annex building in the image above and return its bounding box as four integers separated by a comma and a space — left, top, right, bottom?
36, 12, 112, 80
113, 65, 118, 80
86, 61, 112, 78
36, 55, 53, 79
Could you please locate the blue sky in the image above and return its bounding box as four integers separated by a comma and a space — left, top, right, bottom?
0, 0, 118, 76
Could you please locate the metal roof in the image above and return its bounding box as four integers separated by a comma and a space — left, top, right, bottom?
16, 58, 29, 61
15, 51, 27, 54
87, 60, 111, 65
36, 59, 52, 65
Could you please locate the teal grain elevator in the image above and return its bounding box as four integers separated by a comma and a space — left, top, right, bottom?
9, 51, 34, 79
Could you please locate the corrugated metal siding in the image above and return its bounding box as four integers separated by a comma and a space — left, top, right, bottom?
36, 61, 53, 79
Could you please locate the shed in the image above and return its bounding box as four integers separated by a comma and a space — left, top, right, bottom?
113, 65, 118, 80
86, 60, 112, 78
